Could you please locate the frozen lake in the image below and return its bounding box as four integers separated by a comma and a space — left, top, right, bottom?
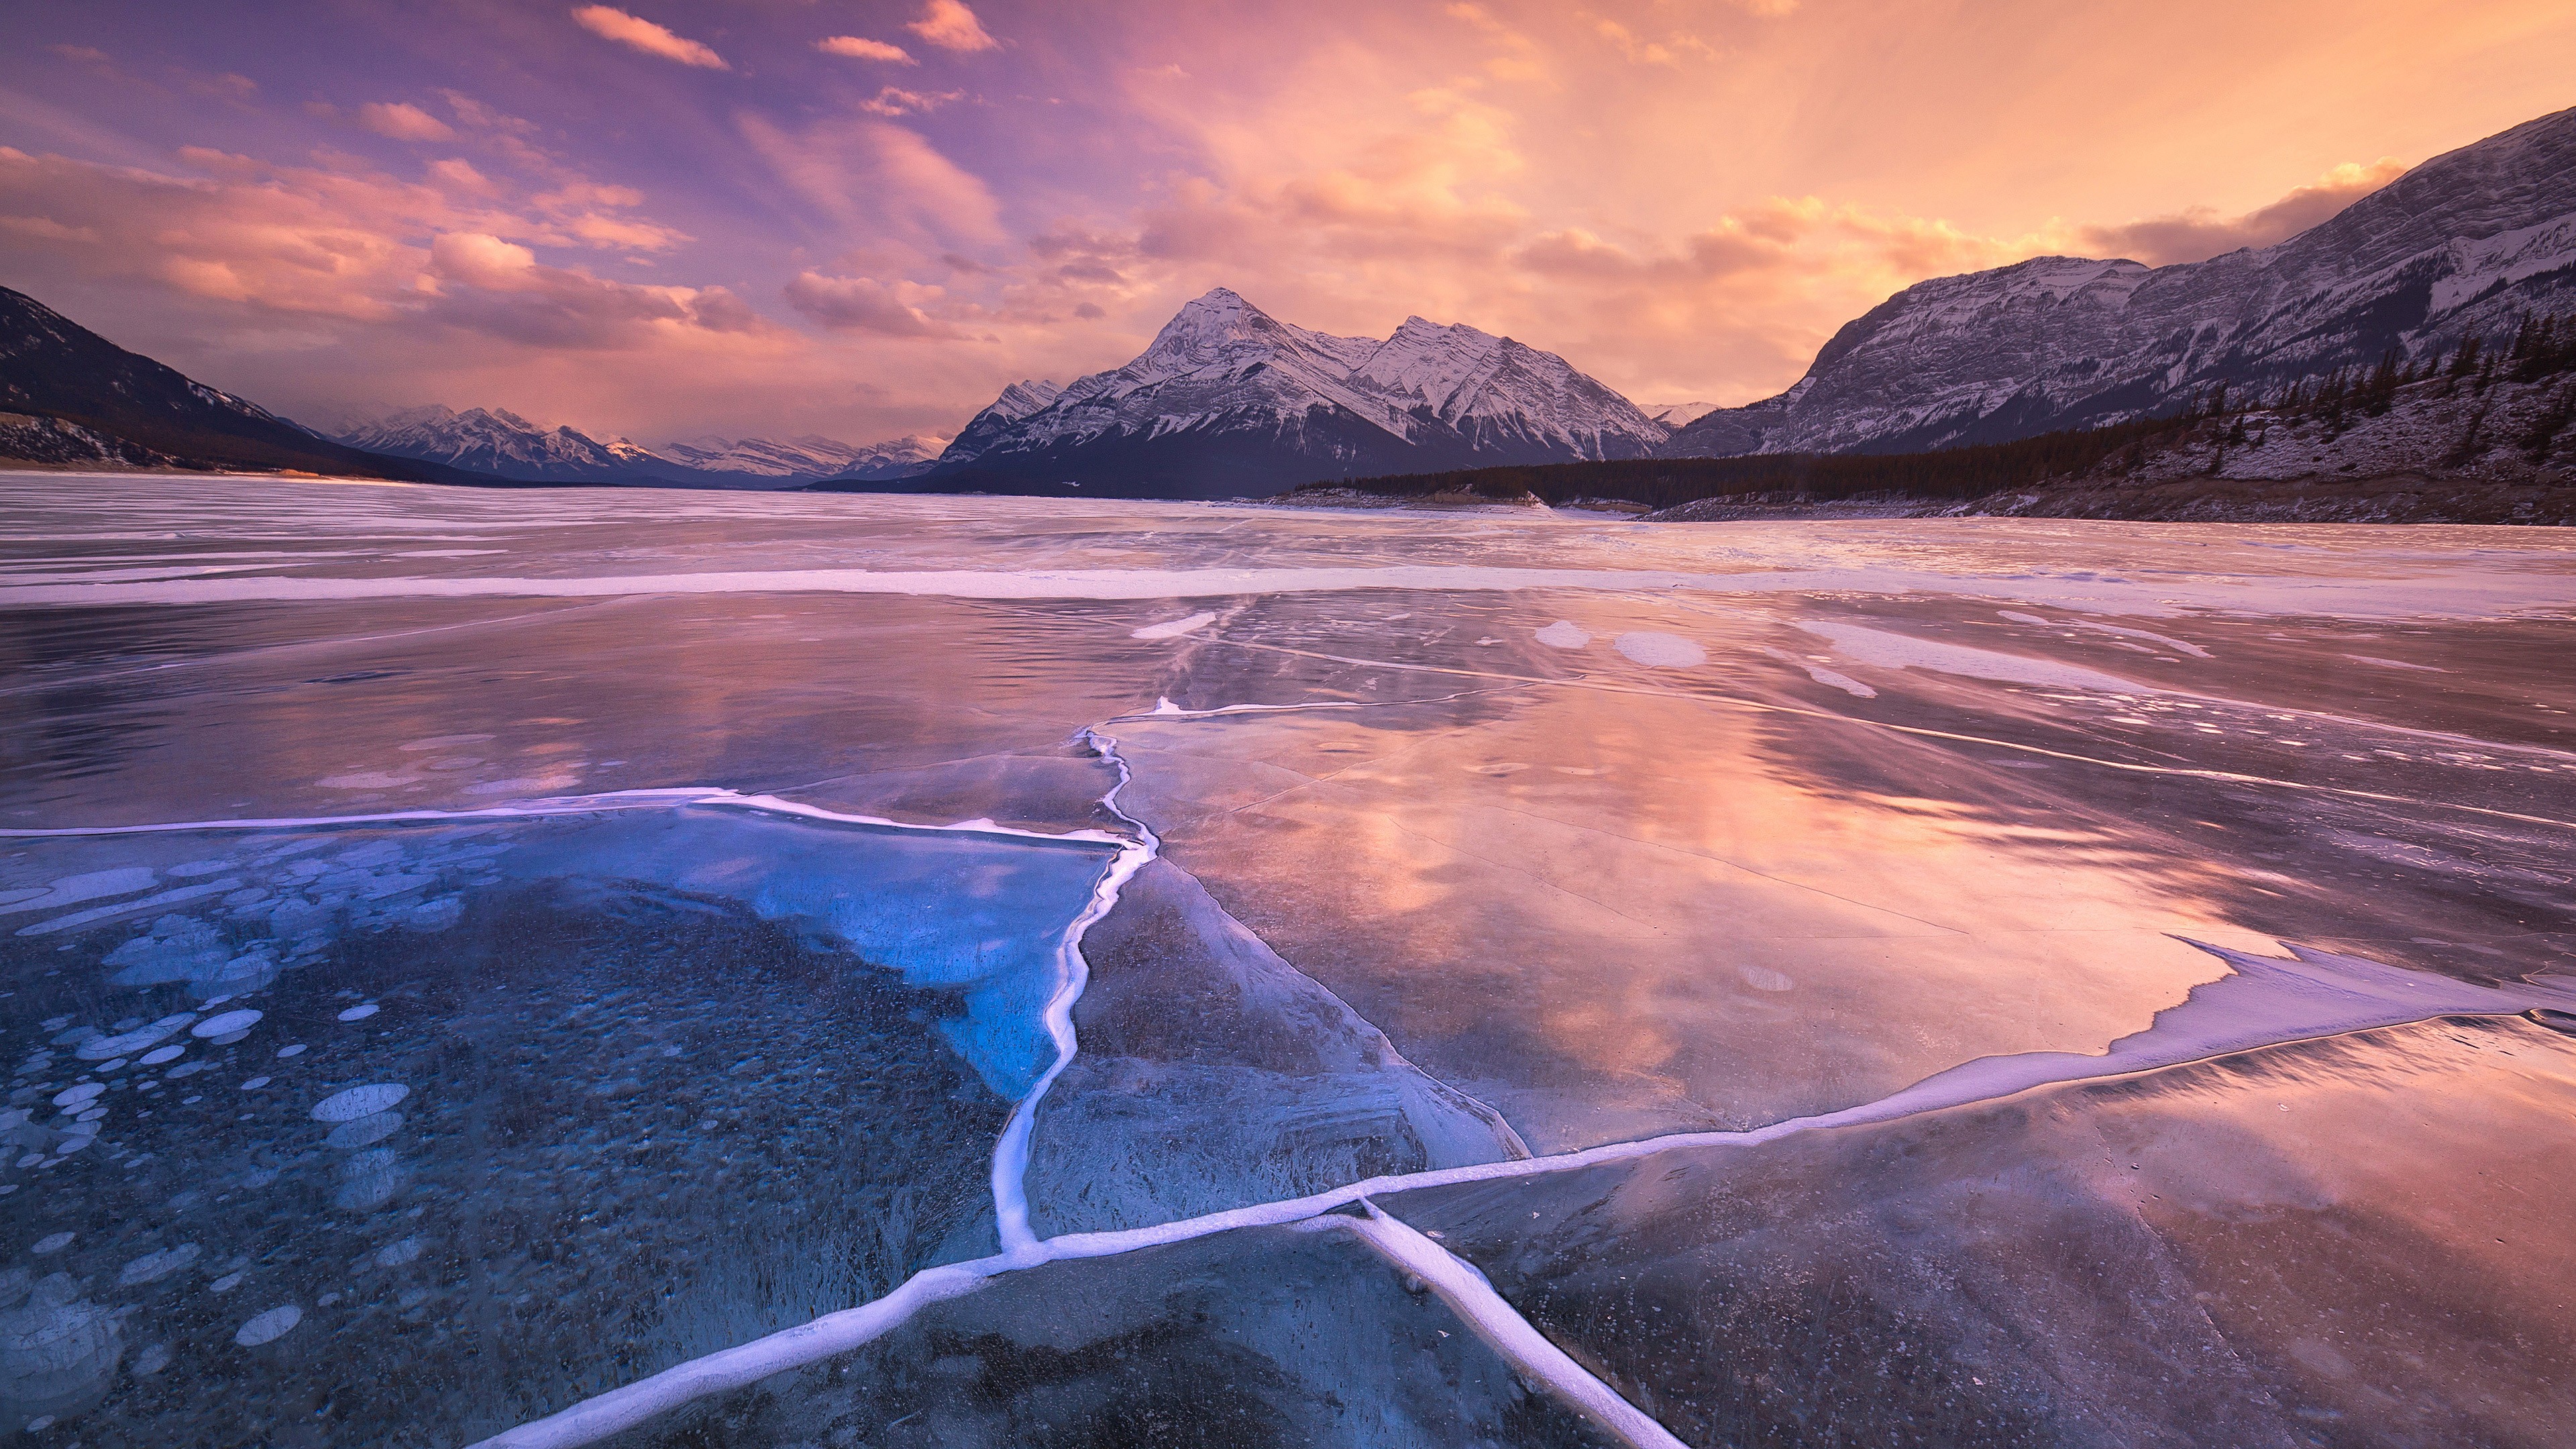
3, 472, 2574, 1446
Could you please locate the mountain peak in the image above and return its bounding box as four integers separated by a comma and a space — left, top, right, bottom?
927, 289, 1663, 495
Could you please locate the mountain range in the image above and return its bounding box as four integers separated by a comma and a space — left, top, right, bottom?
867, 288, 1670, 498
333, 407, 940, 486
1666, 103, 2576, 458
7, 104, 2572, 497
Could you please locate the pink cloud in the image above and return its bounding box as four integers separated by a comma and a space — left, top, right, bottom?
859, 87, 965, 118
818, 36, 915, 64
358, 102, 455, 142
906, 0, 998, 54
570, 6, 729, 70
737, 116, 1002, 244
783, 272, 971, 337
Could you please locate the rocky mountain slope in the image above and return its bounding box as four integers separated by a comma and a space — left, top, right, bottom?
904, 289, 1668, 497
939, 379, 1064, 466
0, 286, 474, 483
1666, 105, 2576, 459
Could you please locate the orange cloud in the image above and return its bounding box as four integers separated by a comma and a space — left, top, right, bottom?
906, 0, 998, 54
570, 6, 729, 70
818, 36, 915, 64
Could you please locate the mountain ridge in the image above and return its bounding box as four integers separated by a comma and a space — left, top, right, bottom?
892, 288, 1669, 498
1664, 105, 2576, 459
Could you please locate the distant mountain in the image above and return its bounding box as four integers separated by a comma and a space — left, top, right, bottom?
339, 409, 935, 486
0, 286, 478, 483
1642, 401, 1719, 427
337, 405, 693, 484
666, 433, 947, 482
1666, 105, 2576, 459
891, 288, 1668, 498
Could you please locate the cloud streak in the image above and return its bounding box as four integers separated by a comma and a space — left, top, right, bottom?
818, 36, 915, 64
570, 6, 729, 70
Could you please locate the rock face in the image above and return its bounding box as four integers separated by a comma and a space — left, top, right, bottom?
1666, 105, 2576, 458
915, 289, 1668, 498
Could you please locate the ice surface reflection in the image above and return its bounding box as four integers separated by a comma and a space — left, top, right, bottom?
3, 472, 2573, 1446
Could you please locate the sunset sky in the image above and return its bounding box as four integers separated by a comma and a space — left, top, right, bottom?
5, 1, 2572, 448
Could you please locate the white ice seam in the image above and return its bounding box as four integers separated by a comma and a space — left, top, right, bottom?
989, 727, 1159, 1258
466, 939, 2575, 1449
1321, 1201, 1688, 1449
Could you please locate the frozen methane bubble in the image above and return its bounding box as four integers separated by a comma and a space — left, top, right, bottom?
372, 1237, 423, 1268
49, 1085, 102, 1110
311, 1084, 409, 1122
74, 1013, 195, 1061
129, 1344, 170, 1377
276, 1044, 306, 1058
30, 1236, 72, 1256
336, 1004, 378, 1022
117, 1245, 200, 1287
0, 1275, 121, 1424
332, 1149, 407, 1211
1739, 965, 1796, 991
323, 1111, 403, 1150
139, 1044, 184, 1067
1612, 631, 1707, 667
190, 1009, 263, 1038
1535, 620, 1591, 648
233, 1305, 301, 1347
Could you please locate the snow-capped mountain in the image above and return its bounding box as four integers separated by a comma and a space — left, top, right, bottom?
920, 290, 1666, 496
337, 405, 680, 482
661, 433, 945, 481
940, 379, 1064, 466
1642, 401, 1720, 427
1666, 104, 2576, 459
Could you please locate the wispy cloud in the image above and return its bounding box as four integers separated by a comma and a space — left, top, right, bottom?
357, 101, 455, 142
906, 0, 998, 54
859, 87, 965, 118
570, 6, 729, 70
818, 36, 915, 64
